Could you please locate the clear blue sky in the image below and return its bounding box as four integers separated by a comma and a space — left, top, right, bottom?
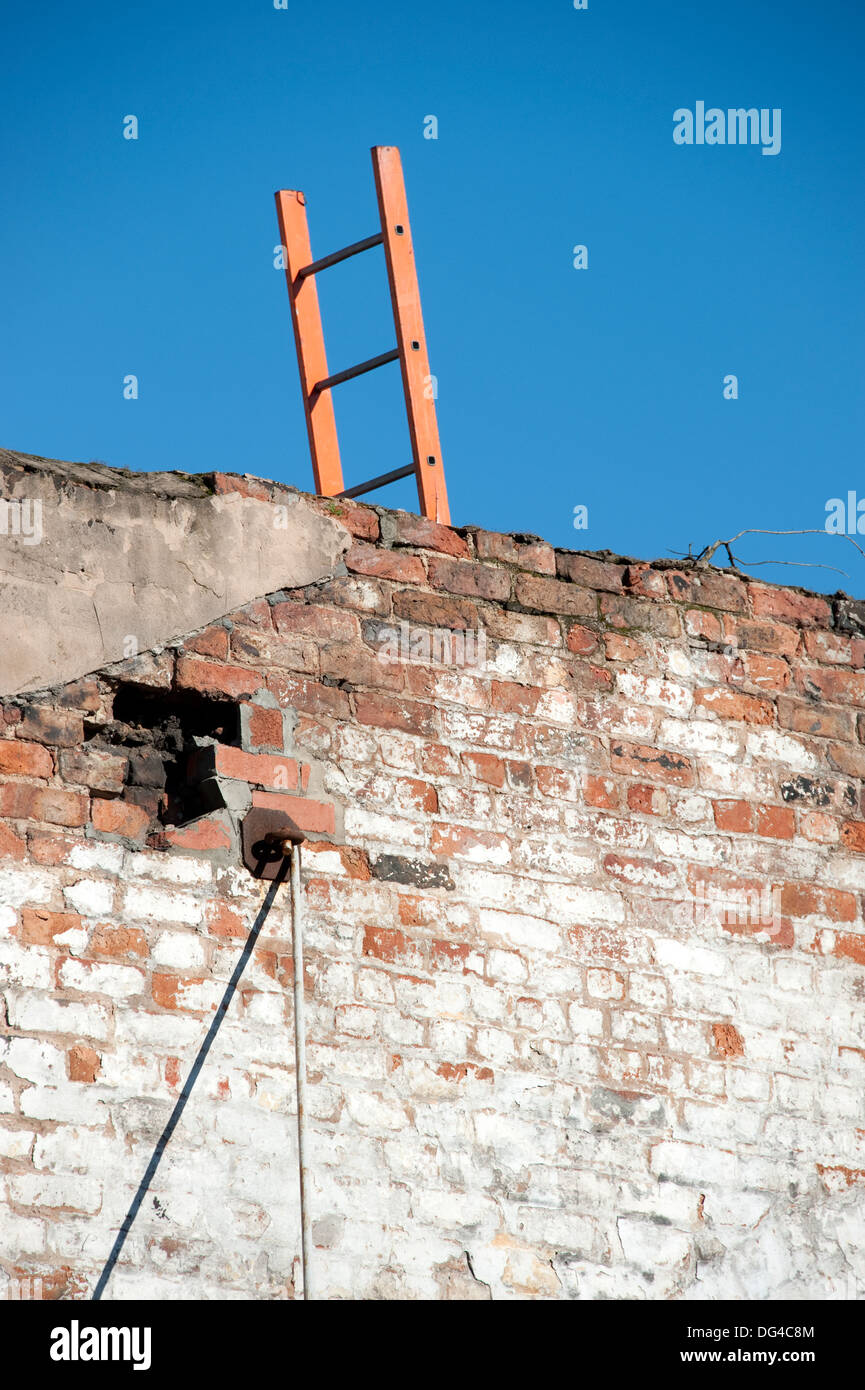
2, 0, 863, 593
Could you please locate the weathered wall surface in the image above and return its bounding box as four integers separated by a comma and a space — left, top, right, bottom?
0, 450, 349, 696
1, 467, 865, 1300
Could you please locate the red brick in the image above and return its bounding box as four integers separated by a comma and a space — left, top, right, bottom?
0, 822, 27, 858
694, 688, 774, 725
205, 902, 248, 940
603, 853, 678, 889
362, 926, 410, 963
311, 496, 379, 540
713, 800, 754, 833
750, 585, 832, 627
212, 472, 274, 501
421, 743, 460, 777
320, 643, 404, 692
68, 1045, 101, 1083
354, 694, 437, 738
427, 556, 511, 602
271, 602, 359, 644
17, 706, 83, 747
248, 705, 284, 750
603, 633, 646, 663
741, 653, 792, 691
431, 824, 509, 861
623, 564, 666, 599
0, 783, 87, 827
600, 593, 682, 638
251, 791, 335, 835
777, 697, 854, 741
840, 821, 865, 854
665, 570, 749, 614
566, 624, 600, 656
205, 745, 300, 790
0, 739, 53, 778
176, 656, 260, 699
711, 1023, 745, 1059
152, 974, 208, 1011
490, 681, 540, 716
584, 775, 620, 810
163, 812, 234, 851
779, 883, 857, 922
800, 811, 839, 844
514, 574, 596, 618
393, 514, 470, 558
91, 797, 151, 839
684, 609, 723, 643
610, 742, 693, 786
756, 804, 795, 840
474, 531, 555, 575
832, 933, 865, 966
183, 626, 230, 659
19, 909, 82, 946
803, 629, 861, 665
267, 672, 351, 720
483, 609, 561, 646
89, 924, 148, 959
392, 591, 479, 631
59, 748, 128, 792
460, 752, 505, 788
797, 668, 865, 708
732, 620, 800, 658
346, 542, 426, 585
536, 766, 578, 799
557, 553, 625, 592
626, 784, 667, 816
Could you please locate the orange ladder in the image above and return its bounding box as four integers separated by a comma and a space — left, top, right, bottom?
275, 146, 450, 524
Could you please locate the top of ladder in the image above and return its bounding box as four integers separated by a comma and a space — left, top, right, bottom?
275, 146, 450, 525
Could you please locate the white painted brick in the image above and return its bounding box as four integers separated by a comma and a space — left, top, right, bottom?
63, 878, 115, 915
617, 1216, 692, 1269
487, 949, 527, 984
58, 958, 145, 998
586, 968, 624, 1000
0, 942, 52, 989
0, 1037, 66, 1084
0, 1126, 34, 1158
543, 883, 625, 925
478, 908, 560, 953
0, 865, 53, 907
69, 842, 125, 873
658, 719, 741, 757
343, 807, 425, 849
7, 1173, 102, 1213
617, 674, 692, 717
126, 852, 212, 885
5, 992, 112, 1041
746, 728, 820, 771
567, 1004, 604, 1040
0, 1208, 45, 1253
122, 885, 203, 924
344, 1091, 407, 1130
151, 932, 206, 971
0, 1082, 14, 1113
654, 938, 728, 977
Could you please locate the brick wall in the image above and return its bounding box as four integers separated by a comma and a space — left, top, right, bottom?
2, 488, 865, 1299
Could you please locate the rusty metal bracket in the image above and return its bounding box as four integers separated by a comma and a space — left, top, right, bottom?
241, 808, 306, 880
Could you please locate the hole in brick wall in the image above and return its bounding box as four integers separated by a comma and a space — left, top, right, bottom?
85, 683, 241, 829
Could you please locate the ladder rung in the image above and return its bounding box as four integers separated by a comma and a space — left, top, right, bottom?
312, 348, 399, 395
297, 232, 384, 280
336, 464, 416, 500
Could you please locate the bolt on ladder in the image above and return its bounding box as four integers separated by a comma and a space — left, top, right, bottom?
275, 145, 450, 524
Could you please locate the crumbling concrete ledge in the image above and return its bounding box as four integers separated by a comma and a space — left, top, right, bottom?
0, 450, 350, 696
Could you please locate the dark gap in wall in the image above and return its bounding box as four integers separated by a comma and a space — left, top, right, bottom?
84, 683, 240, 828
